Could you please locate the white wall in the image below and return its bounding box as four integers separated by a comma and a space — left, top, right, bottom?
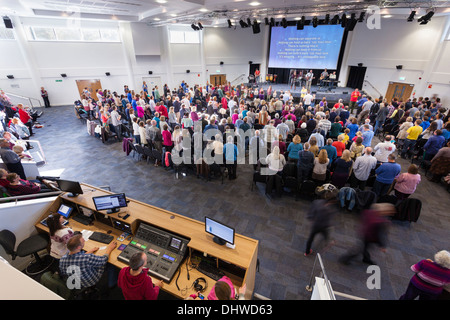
203, 26, 266, 85
340, 15, 450, 103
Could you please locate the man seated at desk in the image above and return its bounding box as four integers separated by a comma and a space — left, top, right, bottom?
59, 234, 117, 291
118, 251, 164, 300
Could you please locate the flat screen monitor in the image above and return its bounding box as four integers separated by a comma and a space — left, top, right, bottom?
93, 193, 127, 214
205, 216, 235, 246
56, 179, 83, 197
57, 204, 73, 219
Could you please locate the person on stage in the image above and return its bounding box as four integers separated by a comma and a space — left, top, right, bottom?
319, 69, 329, 87
290, 70, 297, 90
305, 70, 314, 92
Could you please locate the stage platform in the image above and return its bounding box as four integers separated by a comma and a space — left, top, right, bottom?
245, 83, 354, 105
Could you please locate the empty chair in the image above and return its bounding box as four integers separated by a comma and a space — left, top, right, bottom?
0, 229, 53, 275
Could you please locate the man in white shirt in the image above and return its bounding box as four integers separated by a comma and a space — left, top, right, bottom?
276, 119, 290, 141
373, 135, 396, 163
110, 106, 122, 141
303, 92, 314, 107
358, 97, 374, 124
350, 147, 377, 190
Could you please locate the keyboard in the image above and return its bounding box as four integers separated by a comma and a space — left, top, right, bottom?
196, 260, 225, 281
72, 214, 93, 225
89, 231, 114, 244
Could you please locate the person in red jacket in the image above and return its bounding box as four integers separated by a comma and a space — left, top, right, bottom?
118, 252, 163, 300
349, 88, 361, 115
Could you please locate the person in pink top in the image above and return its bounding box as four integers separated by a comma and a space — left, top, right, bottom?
393, 164, 421, 200
162, 124, 173, 152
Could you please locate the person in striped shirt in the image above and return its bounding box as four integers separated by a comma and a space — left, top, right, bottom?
400, 250, 450, 300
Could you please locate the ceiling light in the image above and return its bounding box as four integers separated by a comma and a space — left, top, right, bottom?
199, 8, 208, 12
249, 1, 261, 6
294, 17, 301, 21
154, 17, 160, 21
156, 0, 167, 3
383, 15, 392, 18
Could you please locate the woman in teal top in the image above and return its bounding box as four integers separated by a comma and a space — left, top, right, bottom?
287, 135, 303, 162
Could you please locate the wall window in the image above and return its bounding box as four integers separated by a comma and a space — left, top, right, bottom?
54, 28, 82, 41
28, 26, 120, 42
169, 30, 200, 44
31, 27, 56, 41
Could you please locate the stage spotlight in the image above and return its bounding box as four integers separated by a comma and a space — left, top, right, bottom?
331, 14, 339, 25
265, 17, 269, 25
358, 12, 365, 22
325, 14, 330, 24
270, 17, 275, 26
191, 23, 199, 30
282, 17, 287, 28
407, 11, 416, 22
247, 18, 252, 26
312, 16, 318, 28
341, 13, 347, 27
198, 22, 203, 29
227, 19, 233, 28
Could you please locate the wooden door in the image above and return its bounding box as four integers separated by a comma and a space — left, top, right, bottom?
210, 74, 227, 87
76, 79, 102, 100
385, 82, 414, 103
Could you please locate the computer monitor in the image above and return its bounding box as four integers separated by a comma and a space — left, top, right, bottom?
205, 216, 235, 246
56, 179, 83, 197
93, 193, 128, 214
57, 204, 73, 219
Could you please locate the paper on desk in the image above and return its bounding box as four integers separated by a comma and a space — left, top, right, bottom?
81, 230, 93, 241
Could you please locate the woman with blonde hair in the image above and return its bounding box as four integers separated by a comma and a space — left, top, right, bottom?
309, 136, 319, 157
331, 149, 353, 188
312, 149, 329, 182
287, 135, 303, 162
258, 106, 269, 126
397, 116, 413, 144
265, 146, 286, 176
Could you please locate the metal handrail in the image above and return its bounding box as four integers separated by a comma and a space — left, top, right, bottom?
230, 73, 246, 85
306, 253, 367, 300
4, 91, 43, 109
306, 253, 336, 300
363, 80, 383, 98
0, 191, 62, 204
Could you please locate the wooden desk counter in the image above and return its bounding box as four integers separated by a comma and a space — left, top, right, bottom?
36, 183, 259, 300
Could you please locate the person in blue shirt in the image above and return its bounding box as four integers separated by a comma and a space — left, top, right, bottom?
287, 135, 303, 162
372, 154, 401, 196
223, 136, 238, 180
361, 125, 374, 148
346, 118, 359, 141
423, 130, 445, 161
442, 122, 450, 141
420, 116, 430, 131
320, 138, 338, 165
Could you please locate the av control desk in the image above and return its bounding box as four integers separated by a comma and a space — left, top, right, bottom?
35, 183, 259, 300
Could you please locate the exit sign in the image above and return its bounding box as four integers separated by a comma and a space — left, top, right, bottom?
55, 80, 62, 82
